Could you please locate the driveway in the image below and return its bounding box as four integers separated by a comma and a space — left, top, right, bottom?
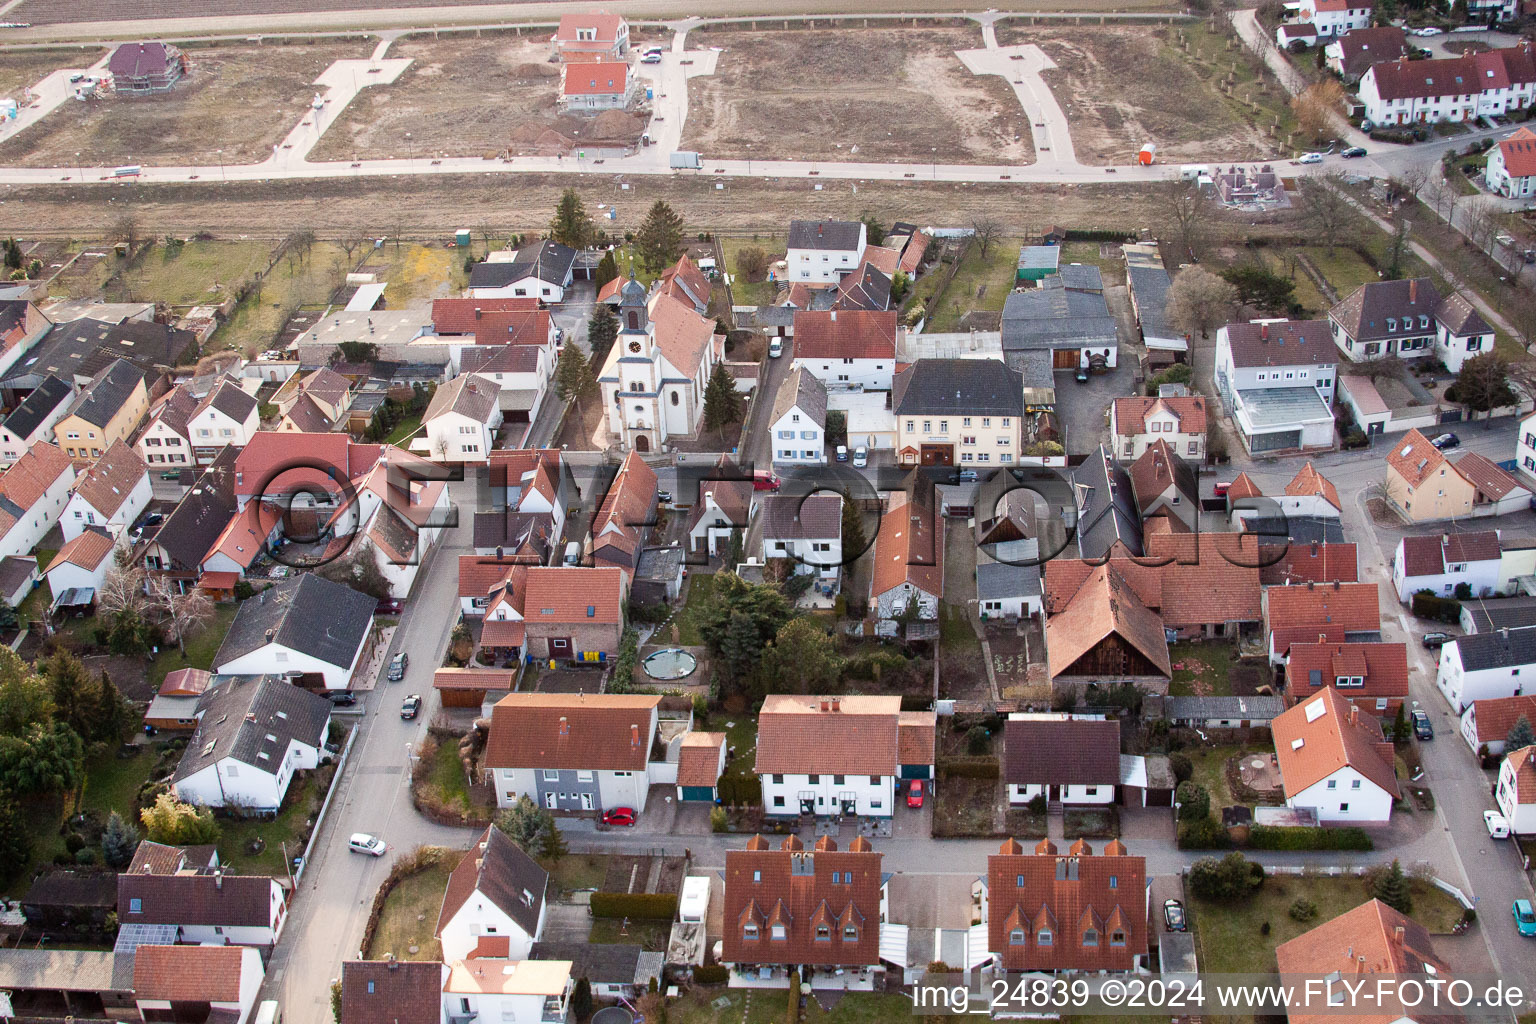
1057, 360, 1132, 457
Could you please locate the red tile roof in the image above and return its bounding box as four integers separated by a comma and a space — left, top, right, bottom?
46, 529, 115, 574
1272, 686, 1400, 799
1045, 563, 1172, 680
133, 945, 246, 1003
471, 309, 553, 348
1507, 745, 1536, 803
1112, 395, 1208, 437
898, 711, 937, 766
792, 310, 898, 361
1275, 900, 1450, 1024
1385, 429, 1447, 489
434, 667, 515, 691
1044, 533, 1262, 630
1284, 462, 1340, 510
677, 732, 726, 787
233, 432, 380, 500
720, 837, 884, 969
1225, 472, 1263, 502
1259, 541, 1359, 586
563, 61, 629, 96
1265, 582, 1381, 656
554, 12, 626, 46
1285, 642, 1409, 705
1497, 126, 1536, 178
1399, 531, 1501, 578
987, 839, 1147, 972
341, 960, 443, 1024
755, 695, 903, 776
1456, 451, 1527, 500
485, 693, 660, 771
432, 297, 540, 335
1365, 44, 1536, 102
871, 495, 943, 602
159, 667, 211, 697
1465, 694, 1536, 745
523, 566, 624, 624
0, 441, 72, 535
458, 557, 528, 600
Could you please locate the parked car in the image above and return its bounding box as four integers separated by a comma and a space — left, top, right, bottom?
1413, 25, 1444, 35
957, 469, 979, 482
656, 490, 673, 504
768, 337, 783, 358
752, 470, 781, 491
1431, 432, 1460, 450
327, 691, 358, 707
388, 652, 408, 681
1341, 146, 1367, 158
1411, 709, 1434, 740
1213, 481, 1232, 498
1299, 152, 1325, 164
160, 470, 182, 481
601, 807, 636, 827
907, 780, 924, 808
375, 598, 403, 616
1074, 366, 1089, 383
853, 446, 868, 468
641, 46, 665, 63
1485, 809, 1511, 839
400, 694, 422, 720
1163, 899, 1187, 932
348, 833, 386, 856
835, 445, 849, 462
1514, 898, 1536, 937
1422, 632, 1453, 649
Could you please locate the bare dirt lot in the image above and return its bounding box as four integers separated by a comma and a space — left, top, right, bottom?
310, 33, 646, 161
0, 48, 103, 98
684, 27, 1033, 165
0, 41, 368, 167
995, 24, 1280, 165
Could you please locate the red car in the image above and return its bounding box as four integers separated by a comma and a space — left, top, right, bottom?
906, 781, 924, 808
601, 807, 636, 827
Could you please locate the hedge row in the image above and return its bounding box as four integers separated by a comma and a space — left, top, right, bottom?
1248, 825, 1373, 851
717, 775, 762, 806
1063, 228, 1133, 243
938, 757, 1000, 779
693, 965, 729, 984
589, 892, 680, 920
1411, 591, 1462, 624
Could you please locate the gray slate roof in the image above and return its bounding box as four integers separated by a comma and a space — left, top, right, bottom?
0, 948, 127, 994
450, 827, 548, 939
64, 358, 142, 428
1017, 246, 1061, 272
1003, 717, 1120, 785
425, 373, 499, 424
1463, 596, 1536, 633
1450, 625, 1536, 672
529, 943, 661, 989
1245, 515, 1344, 546
202, 379, 258, 422
771, 366, 827, 428
214, 573, 376, 670
152, 446, 238, 570
171, 674, 332, 782
1073, 446, 1143, 559
1163, 695, 1286, 721
7, 317, 193, 384
893, 358, 1023, 417
1000, 277, 1118, 351
787, 219, 863, 251
977, 557, 1042, 602
470, 241, 577, 289
1127, 264, 1174, 340
2, 375, 73, 439
1058, 264, 1103, 292
761, 493, 842, 540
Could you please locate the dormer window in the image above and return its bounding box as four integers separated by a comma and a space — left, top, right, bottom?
743, 924, 759, 939
1083, 928, 1099, 947
1009, 928, 1026, 945
844, 924, 859, 940
1037, 929, 1053, 946
771, 924, 787, 940
815, 924, 831, 941
1111, 930, 1126, 947
1387, 318, 1397, 332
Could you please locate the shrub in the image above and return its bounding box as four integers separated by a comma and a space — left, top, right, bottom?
1188, 852, 1263, 900
64, 832, 85, 854
1247, 825, 1373, 851
1175, 781, 1210, 822
1177, 817, 1230, 850
1289, 897, 1319, 922
938, 757, 1000, 779
1169, 753, 1193, 784
710, 806, 728, 833
74, 847, 98, 865
589, 892, 679, 920
716, 775, 761, 806
1026, 794, 1047, 815
1410, 591, 1462, 624
693, 964, 729, 984
965, 725, 991, 755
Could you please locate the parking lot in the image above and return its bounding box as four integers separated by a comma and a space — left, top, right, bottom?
1057, 356, 1135, 457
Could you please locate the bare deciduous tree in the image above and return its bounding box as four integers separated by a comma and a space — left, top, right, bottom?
1291, 80, 1346, 144
1461, 196, 1501, 252
148, 575, 213, 657
1156, 178, 1211, 261
1504, 292, 1536, 357
1422, 175, 1456, 220
97, 554, 148, 618
113, 214, 140, 255
1386, 165, 1429, 206
1166, 265, 1240, 339
1383, 216, 1413, 280
971, 216, 1003, 259
1294, 173, 1357, 254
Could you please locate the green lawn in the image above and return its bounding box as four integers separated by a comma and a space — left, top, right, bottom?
588, 916, 671, 950
805, 992, 921, 1023
148, 604, 237, 693
669, 572, 715, 647
1175, 23, 1297, 148
698, 711, 757, 782
364, 854, 461, 961
720, 234, 783, 308
417, 736, 472, 816
217, 771, 328, 876
1169, 641, 1238, 698
669, 989, 784, 1024
910, 237, 1022, 332
124, 240, 273, 307
1192, 875, 1466, 976
205, 241, 349, 356
385, 413, 423, 446
1185, 743, 1255, 814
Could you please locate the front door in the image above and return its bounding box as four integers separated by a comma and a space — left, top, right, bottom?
634, 433, 651, 452
550, 637, 571, 658
920, 444, 953, 467
543, 792, 556, 809
580, 792, 594, 811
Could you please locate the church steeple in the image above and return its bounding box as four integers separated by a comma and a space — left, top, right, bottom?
620, 272, 648, 333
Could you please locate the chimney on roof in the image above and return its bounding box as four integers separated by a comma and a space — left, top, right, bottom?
1501, 627, 1510, 641
558, 716, 569, 736
214, 867, 223, 891
1393, 925, 1405, 945
388, 958, 400, 971
265, 628, 275, 642
820, 699, 829, 712
830, 698, 840, 712
631, 724, 640, 746
1409, 280, 1418, 304
1307, 581, 1315, 590
817, 223, 824, 238
1348, 704, 1359, 726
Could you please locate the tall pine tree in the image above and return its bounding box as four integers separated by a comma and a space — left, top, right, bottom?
702, 362, 741, 439
1506, 715, 1536, 754
636, 201, 684, 274
553, 343, 597, 402
1371, 859, 1413, 914
548, 189, 594, 250
587, 304, 618, 369
595, 250, 619, 290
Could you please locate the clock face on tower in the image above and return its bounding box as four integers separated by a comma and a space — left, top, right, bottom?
628, 341, 642, 353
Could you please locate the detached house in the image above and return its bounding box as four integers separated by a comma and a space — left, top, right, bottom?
436, 825, 549, 962
790, 310, 898, 393
770, 366, 827, 466
1325, 26, 1408, 82
0, 441, 75, 560
1003, 715, 1119, 806
1384, 428, 1480, 522
551, 11, 630, 60
894, 358, 1022, 468
687, 480, 753, 558
469, 241, 577, 303
985, 837, 1147, 973
61, 439, 149, 545
133, 945, 265, 1024
1330, 278, 1493, 372
520, 567, 626, 662
1495, 744, 1536, 835
0, 375, 73, 466
108, 41, 186, 92
1285, 642, 1410, 717
55, 358, 148, 465
1213, 320, 1336, 455
44, 529, 115, 602
1436, 625, 1536, 711
424, 374, 502, 464
1488, 126, 1536, 198
871, 493, 943, 634
720, 834, 887, 989
1264, 581, 1382, 663
136, 385, 200, 469
1292, 0, 1371, 37
755, 694, 920, 818
785, 219, 867, 284
171, 674, 333, 811
211, 574, 377, 689
186, 379, 259, 464
1272, 686, 1399, 824
118, 869, 288, 948
1459, 693, 1536, 755
559, 61, 635, 112
1392, 530, 1501, 602
483, 693, 663, 812
1110, 393, 1206, 462
761, 493, 842, 588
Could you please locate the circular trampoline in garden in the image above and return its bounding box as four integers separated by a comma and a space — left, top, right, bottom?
642, 648, 698, 680
592, 1009, 634, 1024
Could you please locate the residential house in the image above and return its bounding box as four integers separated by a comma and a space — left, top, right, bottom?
977, 544, 1043, 619
171, 674, 332, 811
132, 945, 265, 1024
756, 695, 908, 818
108, 41, 186, 92
430, 297, 541, 336
144, 667, 212, 731
436, 825, 549, 962
1455, 451, 1531, 516
559, 61, 635, 111
1325, 26, 1407, 80
1124, 243, 1183, 366
118, 869, 288, 948
483, 693, 662, 812
1127, 440, 1197, 533
136, 385, 200, 469
54, 358, 148, 465
770, 366, 828, 466
1272, 686, 1399, 823
1487, 125, 1536, 198
0, 554, 37, 608
137, 448, 238, 589
550, 12, 630, 59
719, 834, 886, 989
1109, 393, 1206, 462
274, 366, 352, 430
1276, 462, 1343, 519
1436, 625, 1536, 711
1514, 407, 1536, 485
1359, 45, 1536, 127
1391, 530, 1502, 602
1072, 445, 1143, 559
1284, 641, 1410, 717
587, 450, 654, 581
785, 219, 867, 284
1431, 292, 1495, 373
0, 299, 53, 381
686, 479, 753, 558
521, 567, 625, 662
424, 374, 503, 464
894, 358, 1022, 468
1459, 693, 1536, 755
1264, 580, 1382, 663
43, 529, 114, 603
489, 447, 568, 543
832, 262, 892, 312
1275, 900, 1451, 1024
60, 439, 149, 545
528, 943, 662, 1001
985, 837, 1147, 973
3, 316, 191, 395
0, 375, 73, 465
760, 493, 842, 587
1292, 0, 1371, 36
1001, 273, 1119, 370
211, 574, 377, 689
871, 493, 943, 634
458, 337, 554, 426
0, 441, 75, 560
596, 275, 722, 453
790, 310, 898, 392
656, 253, 712, 315
1003, 715, 1119, 806
1383, 428, 1479, 521
676, 731, 728, 802
442, 955, 572, 1024
340, 960, 444, 1024
1256, 538, 1359, 588
469, 241, 578, 303
1213, 320, 1336, 454
186, 379, 260, 463
1044, 563, 1173, 685
1495, 744, 1536, 835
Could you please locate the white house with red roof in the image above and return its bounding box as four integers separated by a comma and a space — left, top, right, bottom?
559, 61, 636, 112
1360, 45, 1536, 126
423, 374, 503, 464
1291, 0, 1371, 38
550, 11, 630, 60
1391, 530, 1502, 603
1272, 686, 1399, 824
1487, 125, 1536, 198
871, 492, 943, 634
0, 440, 75, 560
44, 528, 115, 602
1109, 394, 1207, 462
1495, 744, 1536, 834
60, 439, 150, 546
790, 309, 898, 392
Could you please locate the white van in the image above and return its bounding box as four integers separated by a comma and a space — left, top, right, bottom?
563, 541, 582, 566
254, 1002, 281, 1024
